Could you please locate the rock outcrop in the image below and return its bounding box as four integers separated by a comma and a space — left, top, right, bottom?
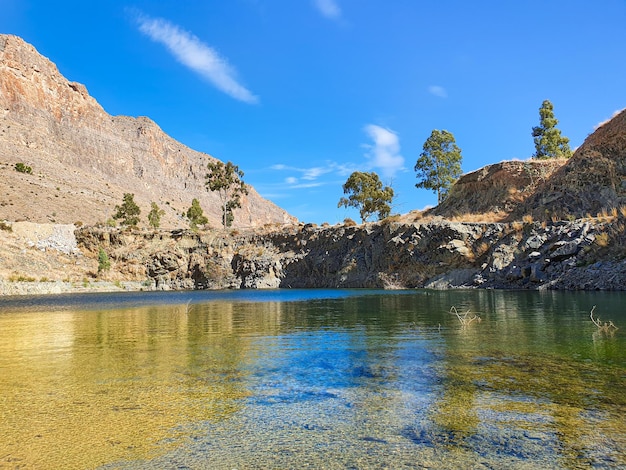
0, 34, 295, 228
72, 214, 626, 292
430, 159, 566, 220
514, 108, 626, 221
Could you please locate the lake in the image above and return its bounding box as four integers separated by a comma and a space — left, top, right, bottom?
0, 289, 624, 469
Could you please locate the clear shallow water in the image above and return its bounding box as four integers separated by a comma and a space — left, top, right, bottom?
0, 289, 624, 469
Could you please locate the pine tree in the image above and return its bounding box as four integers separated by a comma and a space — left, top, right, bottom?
97, 248, 111, 274
186, 198, 208, 230
532, 100, 572, 159
112, 193, 141, 227
147, 202, 165, 229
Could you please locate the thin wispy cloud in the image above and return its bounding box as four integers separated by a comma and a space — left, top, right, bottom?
313, 0, 342, 20
363, 125, 404, 178
271, 162, 353, 187
134, 12, 258, 104
428, 85, 447, 98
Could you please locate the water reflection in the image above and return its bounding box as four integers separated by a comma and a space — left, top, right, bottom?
0, 289, 624, 469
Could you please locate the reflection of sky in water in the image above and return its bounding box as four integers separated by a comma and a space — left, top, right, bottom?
0, 289, 624, 469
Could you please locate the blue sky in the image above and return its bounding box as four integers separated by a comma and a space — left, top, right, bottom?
2, 1, 625, 224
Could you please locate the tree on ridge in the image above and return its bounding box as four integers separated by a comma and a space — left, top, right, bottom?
415, 129, 463, 205
338, 171, 394, 223
532, 99, 572, 159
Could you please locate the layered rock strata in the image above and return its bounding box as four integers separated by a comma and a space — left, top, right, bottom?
0, 34, 295, 228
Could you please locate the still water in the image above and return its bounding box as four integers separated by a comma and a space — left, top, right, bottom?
0, 289, 624, 469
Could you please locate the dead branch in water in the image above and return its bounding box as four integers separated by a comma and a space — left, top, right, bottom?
450, 306, 481, 326
590, 305, 618, 332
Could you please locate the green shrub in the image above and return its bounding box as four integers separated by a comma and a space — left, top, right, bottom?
97, 248, 111, 273
14, 163, 32, 174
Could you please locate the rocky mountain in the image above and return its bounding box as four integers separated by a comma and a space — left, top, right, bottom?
513, 109, 626, 221
0, 34, 296, 228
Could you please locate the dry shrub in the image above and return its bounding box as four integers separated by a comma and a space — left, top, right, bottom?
411, 210, 425, 222
511, 220, 523, 232
474, 241, 490, 258
382, 214, 402, 224
343, 218, 357, 227
449, 211, 505, 223
595, 232, 610, 247
522, 214, 534, 224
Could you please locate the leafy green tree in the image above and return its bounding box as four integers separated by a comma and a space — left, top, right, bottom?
97, 248, 111, 274
337, 171, 394, 223
532, 99, 572, 159
415, 129, 463, 204
113, 193, 141, 227
205, 161, 248, 228
147, 202, 165, 229
186, 198, 208, 229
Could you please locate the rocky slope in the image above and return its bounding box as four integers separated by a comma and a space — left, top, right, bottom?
429, 159, 566, 220
0, 34, 295, 228
513, 108, 626, 221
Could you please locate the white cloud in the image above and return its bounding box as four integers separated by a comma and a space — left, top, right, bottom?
363, 125, 404, 178
428, 85, 447, 98
135, 12, 258, 104
594, 108, 624, 130
271, 161, 354, 186
313, 0, 341, 20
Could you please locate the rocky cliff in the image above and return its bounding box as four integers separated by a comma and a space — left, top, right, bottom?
64, 213, 624, 292
0, 34, 295, 228
514, 109, 626, 221
429, 159, 566, 220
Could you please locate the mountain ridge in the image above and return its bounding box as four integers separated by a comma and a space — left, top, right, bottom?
0, 34, 296, 228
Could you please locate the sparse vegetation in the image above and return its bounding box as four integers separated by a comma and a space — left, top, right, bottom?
8, 273, 37, 282
594, 232, 610, 248
0, 221, 12, 232
14, 162, 32, 174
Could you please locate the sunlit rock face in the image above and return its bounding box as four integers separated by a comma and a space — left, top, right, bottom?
0, 34, 296, 228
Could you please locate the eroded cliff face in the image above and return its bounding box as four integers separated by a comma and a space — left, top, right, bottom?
0, 34, 295, 228
514, 109, 626, 221
73, 217, 626, 292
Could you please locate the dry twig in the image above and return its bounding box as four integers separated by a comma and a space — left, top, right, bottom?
590, 305, 618, 332
450, 306, 481, 326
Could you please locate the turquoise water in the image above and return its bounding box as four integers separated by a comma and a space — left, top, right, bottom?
0, 289, 625, 469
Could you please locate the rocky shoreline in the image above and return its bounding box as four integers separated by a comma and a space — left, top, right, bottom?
4, 216, 624, 297
0, 215, 626, 295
